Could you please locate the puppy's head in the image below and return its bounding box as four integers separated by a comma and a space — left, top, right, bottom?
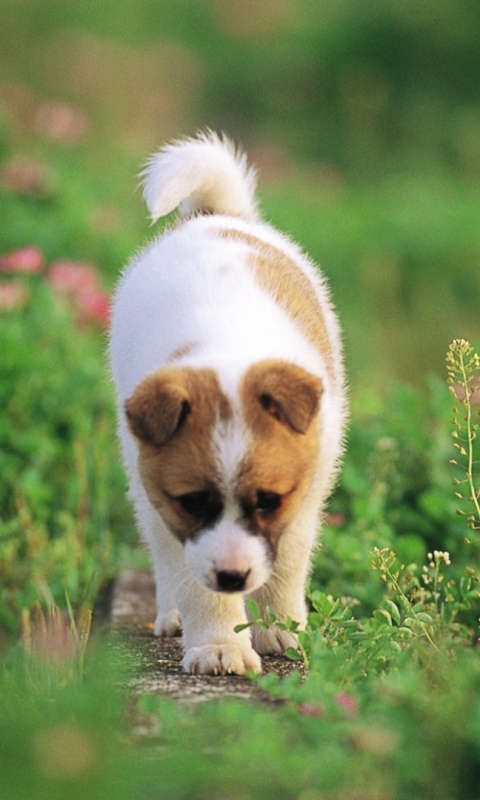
125, 360, 322, 594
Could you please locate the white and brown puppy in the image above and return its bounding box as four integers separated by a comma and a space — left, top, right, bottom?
109, 132, 347, 675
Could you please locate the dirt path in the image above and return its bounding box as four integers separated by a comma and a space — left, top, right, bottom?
110, 570, 304, 705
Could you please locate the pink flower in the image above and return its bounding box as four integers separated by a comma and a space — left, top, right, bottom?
298, 702, 324, 718
48, 260, 99, 295
34, 102, 90, 145
47, 260, 110, 328
334, 692, 359, 718
0, 159, 50, 196
0, 281, 29, 310
76, 286, 111, 327
0, 245, 45, 274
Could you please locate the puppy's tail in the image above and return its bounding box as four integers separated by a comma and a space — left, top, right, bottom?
141, 130, 258, 222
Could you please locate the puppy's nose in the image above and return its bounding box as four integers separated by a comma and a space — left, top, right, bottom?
216, 569, 249, 593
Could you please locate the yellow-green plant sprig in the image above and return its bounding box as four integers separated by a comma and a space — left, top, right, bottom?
446, 339, 480, 531
371, 547, 439, 651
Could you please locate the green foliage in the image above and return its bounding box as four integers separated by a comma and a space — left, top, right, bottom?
263, 176, 480, 386
0, 280, 136, 632
0, 639, 132, 800
310, 378, 472, 615
245, 546, 479, 685
3, 0, 480, 177
2, 606, 480, 800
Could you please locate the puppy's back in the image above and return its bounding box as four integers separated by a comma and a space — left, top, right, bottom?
110, 133, 344, 419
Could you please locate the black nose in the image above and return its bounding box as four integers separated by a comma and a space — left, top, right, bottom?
216, 569, 249, 592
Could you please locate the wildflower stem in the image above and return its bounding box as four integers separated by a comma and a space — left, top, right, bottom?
372, 548, 439, 651
455, 344, 480, 525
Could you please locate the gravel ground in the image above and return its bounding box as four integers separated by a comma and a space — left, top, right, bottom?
110, 570, 305, 705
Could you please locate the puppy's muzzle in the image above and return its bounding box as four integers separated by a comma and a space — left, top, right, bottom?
184, 525, 272, 594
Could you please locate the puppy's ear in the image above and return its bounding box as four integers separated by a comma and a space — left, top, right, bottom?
245, 360, 322, 434
125, 370, 191, 447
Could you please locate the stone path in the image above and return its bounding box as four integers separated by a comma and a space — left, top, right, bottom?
110, 570, 304, 705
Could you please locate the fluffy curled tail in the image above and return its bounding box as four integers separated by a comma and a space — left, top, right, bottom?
141, 131, 258, 222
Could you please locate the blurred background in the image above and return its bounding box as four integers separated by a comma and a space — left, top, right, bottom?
1, 0, 479, 395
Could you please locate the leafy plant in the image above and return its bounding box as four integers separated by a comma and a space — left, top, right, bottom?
0, 259, 136, 632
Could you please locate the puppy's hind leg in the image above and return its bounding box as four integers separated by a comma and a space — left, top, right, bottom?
152, 561, 182, 637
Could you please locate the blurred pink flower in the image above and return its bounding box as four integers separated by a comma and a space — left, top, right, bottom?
0, 245, 45, 273
335, 692, 359, 718
0, 159, 50, 196
48, 260, 110, 327
298, 702, 324, 718
34, 102, 90, 145
0, 280, 29, 310
76, 286, 111, 327
48, 260, 99, 295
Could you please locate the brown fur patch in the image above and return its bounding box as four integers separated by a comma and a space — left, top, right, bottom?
126, 367, 231, 542
250, 360, 322, 434
217, 228, 334, 378
238, 360, 321, 548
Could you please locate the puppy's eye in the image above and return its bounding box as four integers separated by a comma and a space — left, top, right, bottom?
177, 491, 221, 523
178, 491, 210, 517
256, 491, 282, 514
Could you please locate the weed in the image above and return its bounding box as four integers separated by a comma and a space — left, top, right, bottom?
21, 599, 92, 686
447, 338, 480, 533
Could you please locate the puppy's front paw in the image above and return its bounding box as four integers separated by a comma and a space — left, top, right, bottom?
252, 624, 298, 656
153, 608, 182, 637
183, 643, 262, 676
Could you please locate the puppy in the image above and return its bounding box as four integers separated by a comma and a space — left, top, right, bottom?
109, 132, 347, 675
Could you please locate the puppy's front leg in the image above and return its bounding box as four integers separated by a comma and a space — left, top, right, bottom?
250, 515, 318, 656
177, 581, 262, 675
250, 578, 307, 656
138, 494, 260, 674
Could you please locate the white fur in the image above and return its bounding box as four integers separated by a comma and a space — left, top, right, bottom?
109, 132, 347, 676
142, 130, 258, 222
